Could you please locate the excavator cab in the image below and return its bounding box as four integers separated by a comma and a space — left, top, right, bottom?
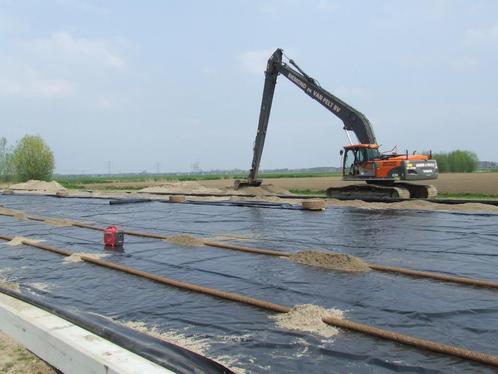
342, 144, 380, 178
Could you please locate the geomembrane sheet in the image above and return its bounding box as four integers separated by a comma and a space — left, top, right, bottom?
1, 195, 497, 373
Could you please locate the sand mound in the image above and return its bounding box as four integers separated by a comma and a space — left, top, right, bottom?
227, 184, 291, 196
272, 304, 343, 338
140, 181, 222, 194
64, 252, 108, 263
289, 251, 371, 272
9, 180, 66, 193
13, 212, 28, 220
163, 234, 205, 247
43, 218, 74, 227
6, 236, 42, 246
28, 282, 51, 291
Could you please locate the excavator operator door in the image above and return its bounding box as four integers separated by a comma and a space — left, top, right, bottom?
342, 146, 377, 178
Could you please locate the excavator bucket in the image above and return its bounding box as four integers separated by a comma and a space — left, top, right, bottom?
233, 179, 262, 190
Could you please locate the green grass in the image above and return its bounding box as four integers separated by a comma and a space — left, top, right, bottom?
55, 171, 341, 189
289, 189, 326, 196
436, 192, 498, 200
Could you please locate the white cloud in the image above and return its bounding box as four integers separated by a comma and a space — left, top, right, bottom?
464, 24, 498, 48
317, 0, 337, 12
450, 56, 478, 70
238, 49, 274, 75
0, 76, 76, 98
32, 32, 127, 69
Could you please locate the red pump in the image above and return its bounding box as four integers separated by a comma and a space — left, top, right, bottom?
104, 225, 124, 248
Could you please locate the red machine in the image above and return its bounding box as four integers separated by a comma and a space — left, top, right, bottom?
104, 225, 124, 248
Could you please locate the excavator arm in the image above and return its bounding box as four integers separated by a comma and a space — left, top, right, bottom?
236, 48, 377, 188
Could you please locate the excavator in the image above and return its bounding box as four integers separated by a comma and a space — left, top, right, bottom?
235, 48, 438, 199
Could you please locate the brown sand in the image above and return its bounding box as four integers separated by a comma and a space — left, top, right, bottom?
0, 331, 56, 374
64, 253, 108, 263
42, 218, 74, 227
0, 279, 20, 292
13, 212, 28, 220
289, 251, 371, 272
162, 234, 205, 247
6, 237, 42, 247
8, 180, 66, 194
272, 304, 344, 338
27, 282, 51, 292
139, 181, 222, 195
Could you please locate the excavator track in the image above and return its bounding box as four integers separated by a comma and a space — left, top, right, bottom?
326, 184, 411, 200
326, 183, 437, 200
395, 183, 438, 199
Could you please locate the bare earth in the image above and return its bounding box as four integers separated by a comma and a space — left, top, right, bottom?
200, 173, 498, 195
0, 331, 55, 374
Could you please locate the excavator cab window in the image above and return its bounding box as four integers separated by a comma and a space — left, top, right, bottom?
343, 148, 357, 176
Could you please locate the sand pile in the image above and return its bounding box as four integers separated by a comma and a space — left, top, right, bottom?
64, 252, 108, 263
43, 217, 74, 227
9, 180, 66, 193
6, 236, 42, 246
13, 212, 28, 220
28, 282, 51, 291
0, 207, 17, 216
139, 181, 223, 195
227, 184, 291, 196
289, 251, 371, 272
163, 234, 205, 247
272, 304, 344, 338
327, 198, 498, 214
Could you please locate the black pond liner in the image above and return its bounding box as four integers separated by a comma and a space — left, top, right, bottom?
0, 194, 498, 373
0, 286, 232, 373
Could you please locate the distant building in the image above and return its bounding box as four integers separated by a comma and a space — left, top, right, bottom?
480, 161, 498, 169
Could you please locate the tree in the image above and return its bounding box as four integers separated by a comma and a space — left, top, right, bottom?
433, 150, 479, 173
0, 137, 14, 182
12, 135, 55, 181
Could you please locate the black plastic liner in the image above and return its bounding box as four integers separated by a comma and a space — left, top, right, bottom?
1, 194, 498, 373
0, 286, 232, 373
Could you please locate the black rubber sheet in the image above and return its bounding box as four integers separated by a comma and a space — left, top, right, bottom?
0, 195, 497, 373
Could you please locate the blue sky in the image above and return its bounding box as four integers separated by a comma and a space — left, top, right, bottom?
1, 0, 497, 174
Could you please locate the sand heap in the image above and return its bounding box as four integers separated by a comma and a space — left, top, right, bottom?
139, 181, 222, 195
8, 180, 66, 194
226, 184, 291, 196
163, 234, 205, 247
64, 252, 108, 263
272, 304, 344, 338
6, 236, 42, 246
289, 251, 371, 272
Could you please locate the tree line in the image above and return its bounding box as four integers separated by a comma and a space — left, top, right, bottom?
432, 150, 479, 173
0, 135, 55, 182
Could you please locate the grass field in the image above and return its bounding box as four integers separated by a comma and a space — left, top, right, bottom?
53, 171, 498, 197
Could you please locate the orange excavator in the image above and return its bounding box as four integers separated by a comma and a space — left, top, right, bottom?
235, 49, 438, 199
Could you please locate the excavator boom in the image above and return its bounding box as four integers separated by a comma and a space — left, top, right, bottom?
236, 48, 437, 199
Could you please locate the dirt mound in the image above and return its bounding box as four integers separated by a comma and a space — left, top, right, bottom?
226, 184, 291, 196
272, 304, 344, 338
64, 252, 108, 263
6, 236, 42, 246
9, 180, 66, 193
140, 181, 222, 194
163, 234, 205, 247
43, 217, 74, 227
289, 251, 371, 272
